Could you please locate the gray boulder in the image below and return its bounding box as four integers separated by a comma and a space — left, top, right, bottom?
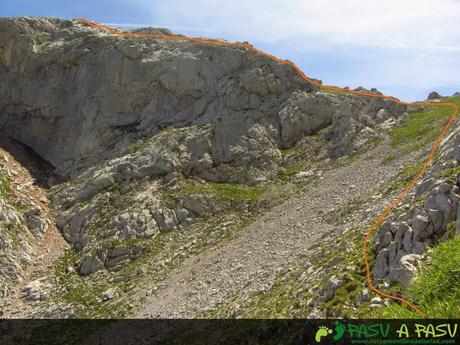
278, 91, 337, 147
388, 254, 422, 288
21, 277, 51, 301
427, 91, 442, 100
412, 213, 430, 241
373, 248, 389, 282
181, 195, 210, 216
354, 289, 369, 307
102, 287, 117, 301
79, 254, 104, 275
151, 208, 178, 232
324, 275, 343, 301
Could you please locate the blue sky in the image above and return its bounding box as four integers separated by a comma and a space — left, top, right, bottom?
2, 0, 459, 102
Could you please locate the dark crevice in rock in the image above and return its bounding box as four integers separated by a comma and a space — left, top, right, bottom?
0, 131, 59, 187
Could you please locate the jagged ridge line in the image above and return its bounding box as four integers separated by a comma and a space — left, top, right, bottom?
76, 18, 460, 317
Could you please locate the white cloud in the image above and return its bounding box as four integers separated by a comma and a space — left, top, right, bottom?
140, 0, 460, 48
113, 0, 460, 100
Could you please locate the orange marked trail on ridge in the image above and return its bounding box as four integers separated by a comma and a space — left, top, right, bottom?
76, 18, 460, 318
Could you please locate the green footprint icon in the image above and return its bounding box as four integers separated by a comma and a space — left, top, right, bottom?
315, 326, 333, 342
333, 321, 346, 341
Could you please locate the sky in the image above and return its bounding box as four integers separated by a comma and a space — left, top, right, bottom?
2, 0, 459, 102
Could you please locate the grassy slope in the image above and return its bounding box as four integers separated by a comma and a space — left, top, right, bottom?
381, 96, 460, 166
390, 107, 452, 151
375, 236, 460, 318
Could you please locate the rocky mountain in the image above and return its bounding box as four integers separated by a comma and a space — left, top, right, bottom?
0, 16, 458, 320
372, 127, 460, 288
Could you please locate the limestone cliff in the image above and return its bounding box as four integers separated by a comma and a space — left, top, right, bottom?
1, 17, 433, 320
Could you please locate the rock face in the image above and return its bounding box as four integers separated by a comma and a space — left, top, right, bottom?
1, 18, 459, 322
372, 127, 460, 287
0, 17, 312, 178
0, 17, 409, 277
427, 91, 442, 100
0, 17, 406, 180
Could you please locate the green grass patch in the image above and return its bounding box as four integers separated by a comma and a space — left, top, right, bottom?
33, 32, 50, 46
384, 160, 424, 195
129, 138, 151, 154
437, 164, 460, 184
0, 222, 21, 248
55, 249, 123, 318
279, 145, 302, 157
0, 174, 11, 199
374, 236, 460, 318
320, 88, 350, 97
277, 161, 312, 181
389, 96, 460, 153
324, 276, 361, 315
381, 154, 396, 165
182, 181, 267, 203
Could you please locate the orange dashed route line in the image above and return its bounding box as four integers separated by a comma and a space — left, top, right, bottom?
76, 18, 459, 318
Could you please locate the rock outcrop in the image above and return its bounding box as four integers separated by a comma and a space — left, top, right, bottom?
2, 16, 459, 322
0, 17, 312, 179
0, 17, 407, 278
427, 91, 442, 100
0, 17, 406, 181
373, 127, 460, 287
